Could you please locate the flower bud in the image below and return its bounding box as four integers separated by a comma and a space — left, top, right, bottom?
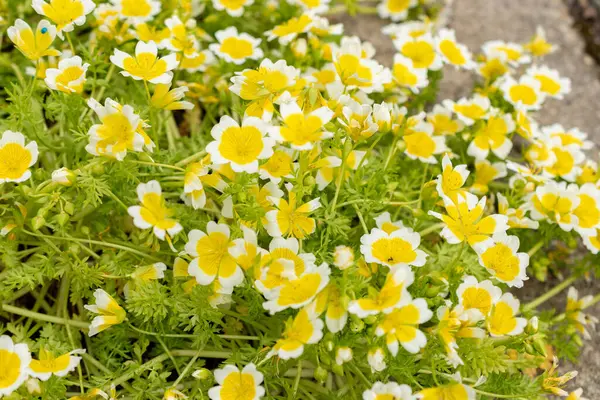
64, 201, 75, 215
56, 212, 70, 227
52, 167, 76, 186
31, 216, 45, 231
333, 245, 354, 270
331, 363, 344, 376
335, 347, 353, 365
314, 366, 328, 383
367, 348, 386, 373
303, 175, 316, 187
192, 368, 211, 380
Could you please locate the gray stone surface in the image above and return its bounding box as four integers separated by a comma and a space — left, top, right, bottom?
332, 1, 600, 396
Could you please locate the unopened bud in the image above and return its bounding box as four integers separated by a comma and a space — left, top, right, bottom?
52, 167, 76, 186
31, 216, 45, 231
192, 368, 211, 380
314, 366, 328, 383
56, 212, 69, 227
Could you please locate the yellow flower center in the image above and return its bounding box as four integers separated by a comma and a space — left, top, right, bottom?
393, 62, 418, 86
220, 37, 254, 60
387, 0, 411, 12
405, 132, 436, 158
401, 41, 436, 69
220, 372, 257, 400
509, 84, 538, 105
123, 53, 168, 81
42, 0, 84, 29
439, 39, 466, 65
0, 349, 21, 389
480, 243, 519, 281
0, 143, 32, 180
218, 126, 264, 165
121, 0, 152, 18
371, 237, 416, 265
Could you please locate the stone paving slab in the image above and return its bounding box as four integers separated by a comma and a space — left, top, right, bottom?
332, 1, 600, 396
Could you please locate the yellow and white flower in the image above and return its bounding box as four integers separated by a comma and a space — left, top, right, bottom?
475, 233, 529, 287
497, 193, 539, 229
208, 363, 265, 400
28, 347, 85, 381
289, 0, 331, 14
377, 0, 417, 21
524, 26, 555, 57
420, 382, 475, 400
363, 382, 417, 400
543, 124, 593, 151
128, 180, 182, 240
271, 100, 334, 150
437, 304, 485, 366
261, 261, 330, 314
429, 192, 509, 247
360, 224, 427, 269
161, 16, 198, 54
404, 120, 447, 163
526, 65, 571, 99
530, 181, 580, 231
338, 99, 379, 142
467, 112, 515, 160
566, 388, 588, 400
134, 22, 170, 44
209, 27, 263, 65
268, 308, 323, 359
255, 237, 314, 291
0, 131, 39, 184
470, 159, 507, 195
375, 298, 433, 355
111, 0, 161, 23
543, 143, 585, 182
500, 75, 545, 111
230, 226, 265, 272
394, 32, 442, 70
477, 50, 510, 81
265, 185, 321, 238
427, 104, 464, 136
8, 19, 61, 61
259, 148, 296, 183
44, 55, 89, 94
348, 266, 414, 317
230, 59, 299, 121
110, 40, 178, 84
332, 36, 392, 93
436, 154, 470, 203
151, 83, 194, 110
442, 95, 490, 126
436, 28, 475, 69
51, 167, 76, 186
206, 116, 275, 173
84, 289, 126, 336
487, 293, 527, 336
566, 287, 598, 339
309, 283, 348, 333
482, 40, 530, 66
213, 0, 254, 17
185, 222, 244, 289
32, 0, 95, 39
0, 335, 31, 397
456, 275, 502, 316
391, 53, 429, 93
572, 183, 600, 236
266, 14, 313, 45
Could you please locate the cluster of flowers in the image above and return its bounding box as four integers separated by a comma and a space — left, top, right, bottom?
0, 0, 598, 399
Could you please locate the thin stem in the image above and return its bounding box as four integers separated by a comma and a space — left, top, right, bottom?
527, 239, 545, 257
2, 304, 89, 329
173, 348, 202, 387
418, 222, 445, 237
127, 322, 260, 340
20, 229, 161, 261
329, 138, 349, 215
175, 151, 207, 167
143, 80, 152, 104
473, 388, 530, 399
353, 204, 369, 234
129, 160, 185, 172
293, 360, 302, 397
65, 32, 76, 54
383, 136, 399, 171
522, 275, 579, 313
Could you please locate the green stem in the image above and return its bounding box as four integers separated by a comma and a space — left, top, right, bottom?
127, 322, 260, 340
522, 275, 579, 313
293, 360, 302, 397
175, 151, 207, 167
129, 160, 185, 172
383, 136, 399, 171
2, 304, 89, 329
20, 229, 160, 261
353, 204, 369, 234
418, 222, 445, 237
65, 32, 76, 54
527, 239, 545, 257
329, 139, 350, 215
